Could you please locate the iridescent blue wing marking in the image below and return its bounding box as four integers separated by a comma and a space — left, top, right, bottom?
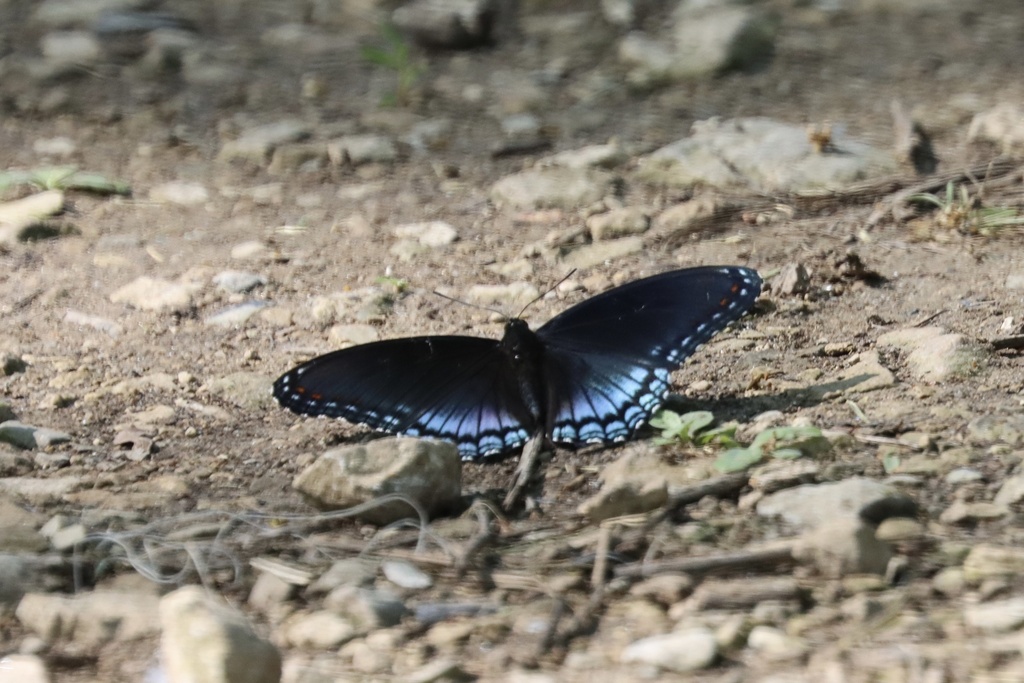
536, 266, 761, 446
272, 336, 536, 460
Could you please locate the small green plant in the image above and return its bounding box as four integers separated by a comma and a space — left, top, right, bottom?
714, 424, 828, 473
908, 181, 1024, 237
649, 410, 738, 447
375, 275, 409, 294
361, 23, 423, 107
652, 410, 829, 473
0, 166, 130, 196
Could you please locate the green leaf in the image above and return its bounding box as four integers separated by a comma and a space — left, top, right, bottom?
61, 171, 131, 196
770, 447, 803, 460
714, 447, 764, 473
881, 453, 901, 473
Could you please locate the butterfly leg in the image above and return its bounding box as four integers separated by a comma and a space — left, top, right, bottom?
502, 432, 547, 512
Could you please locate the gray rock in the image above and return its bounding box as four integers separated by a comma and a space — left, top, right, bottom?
874, 517, 925, 543
963, 544, 1024, 582
40, 30, 100, 63
500, 113, 542, 141
392, 0, 496, 49
293, 438, 461, 525
577, 477, 668, 523
203, 372, 275, 411
392, 221, 458, 247
542, 141, 628, 170
748, 460, 820, 493
794, 518, 892, 577
382, 560, 433, 590
620, 628, 718, 672
945, 467, 984, 485
32, 0, 140, 28
0, 190, 66, 244
213, 270, 267, 294
490, 168, 616, 210
247, 571, 296, 614
637, 117, 897, 193
746, 625, 808, 660
281, 610, 357, 649
939, 500, 1007, 525
17, 590, 160, 647
994, 472, 1024, 507
161, 586, 281, 683
328, 324, 380, 347
0, 555, 38, 612
967, 414, 1024, 447
756, 477, 910, 530
585, 206, 650, 241
670, 3, 776, 77
0, 477, 80, 505
400, 119, 452, 153
63, 309, 123, 337
964, 597, 1024, 633
466, 282, 540, 308
0, 654, 49, 683
205, 301, 268, 327
308, 558, 377, 594
618, 4, 775, 87
628, 574, 694, 606
561, 236, 645, 270
231, 240, 270, 260
877, 327, 985, 383
323, 585, 407, 632
831, 350, 897, 394
327, 135, 397, 166
218, 119, 312, 165
0, 495, 47, 554
109, 276, 199, 312
268, 142, 327, 175
968, 103, 1024, 153
48, 522, 86, 551
149, 181, 209, 205
0, 422, 72, 450
601, 0, 636, 27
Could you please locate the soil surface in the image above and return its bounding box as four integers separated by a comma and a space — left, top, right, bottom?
2, 1, 1024, 681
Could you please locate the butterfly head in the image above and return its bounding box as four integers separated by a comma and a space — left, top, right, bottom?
500, 318, 542, 363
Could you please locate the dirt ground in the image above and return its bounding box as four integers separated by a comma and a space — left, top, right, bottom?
2, 0, 1024, 680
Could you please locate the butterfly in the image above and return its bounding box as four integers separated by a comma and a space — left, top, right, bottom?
273, 266, 761, 461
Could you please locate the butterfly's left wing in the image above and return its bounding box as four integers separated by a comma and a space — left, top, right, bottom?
535, 266, 761, 446
273, 336, 537, 460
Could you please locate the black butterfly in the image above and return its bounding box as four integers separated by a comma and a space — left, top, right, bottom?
274, 266, 761, 461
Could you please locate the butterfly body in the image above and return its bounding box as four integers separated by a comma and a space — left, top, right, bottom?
274, 266, 761, 460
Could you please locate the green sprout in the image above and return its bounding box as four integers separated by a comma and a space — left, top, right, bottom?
649, 410, 738, 447
0, 166, 131, 196
361, 23, 424, 107
714, 424, 829, 473
652, 410, 830, 473
908, 181, 1024, 237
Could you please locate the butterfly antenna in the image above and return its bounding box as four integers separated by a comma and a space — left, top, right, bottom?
431, 289, 505, 318
516, 269, 577, 319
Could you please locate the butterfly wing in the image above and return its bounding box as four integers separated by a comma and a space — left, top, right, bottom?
535, 266, 761, 446
273, 336, 537, 460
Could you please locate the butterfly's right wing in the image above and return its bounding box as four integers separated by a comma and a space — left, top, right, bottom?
273, 336, 537, 460
536, 266, 761, 446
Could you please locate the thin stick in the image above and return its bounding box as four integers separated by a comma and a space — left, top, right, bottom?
503, 434, 545, 511
613, 544, 795, 579
454, 501, 496, 579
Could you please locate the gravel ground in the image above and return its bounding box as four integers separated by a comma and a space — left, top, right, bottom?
2, 0, 1024, 681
